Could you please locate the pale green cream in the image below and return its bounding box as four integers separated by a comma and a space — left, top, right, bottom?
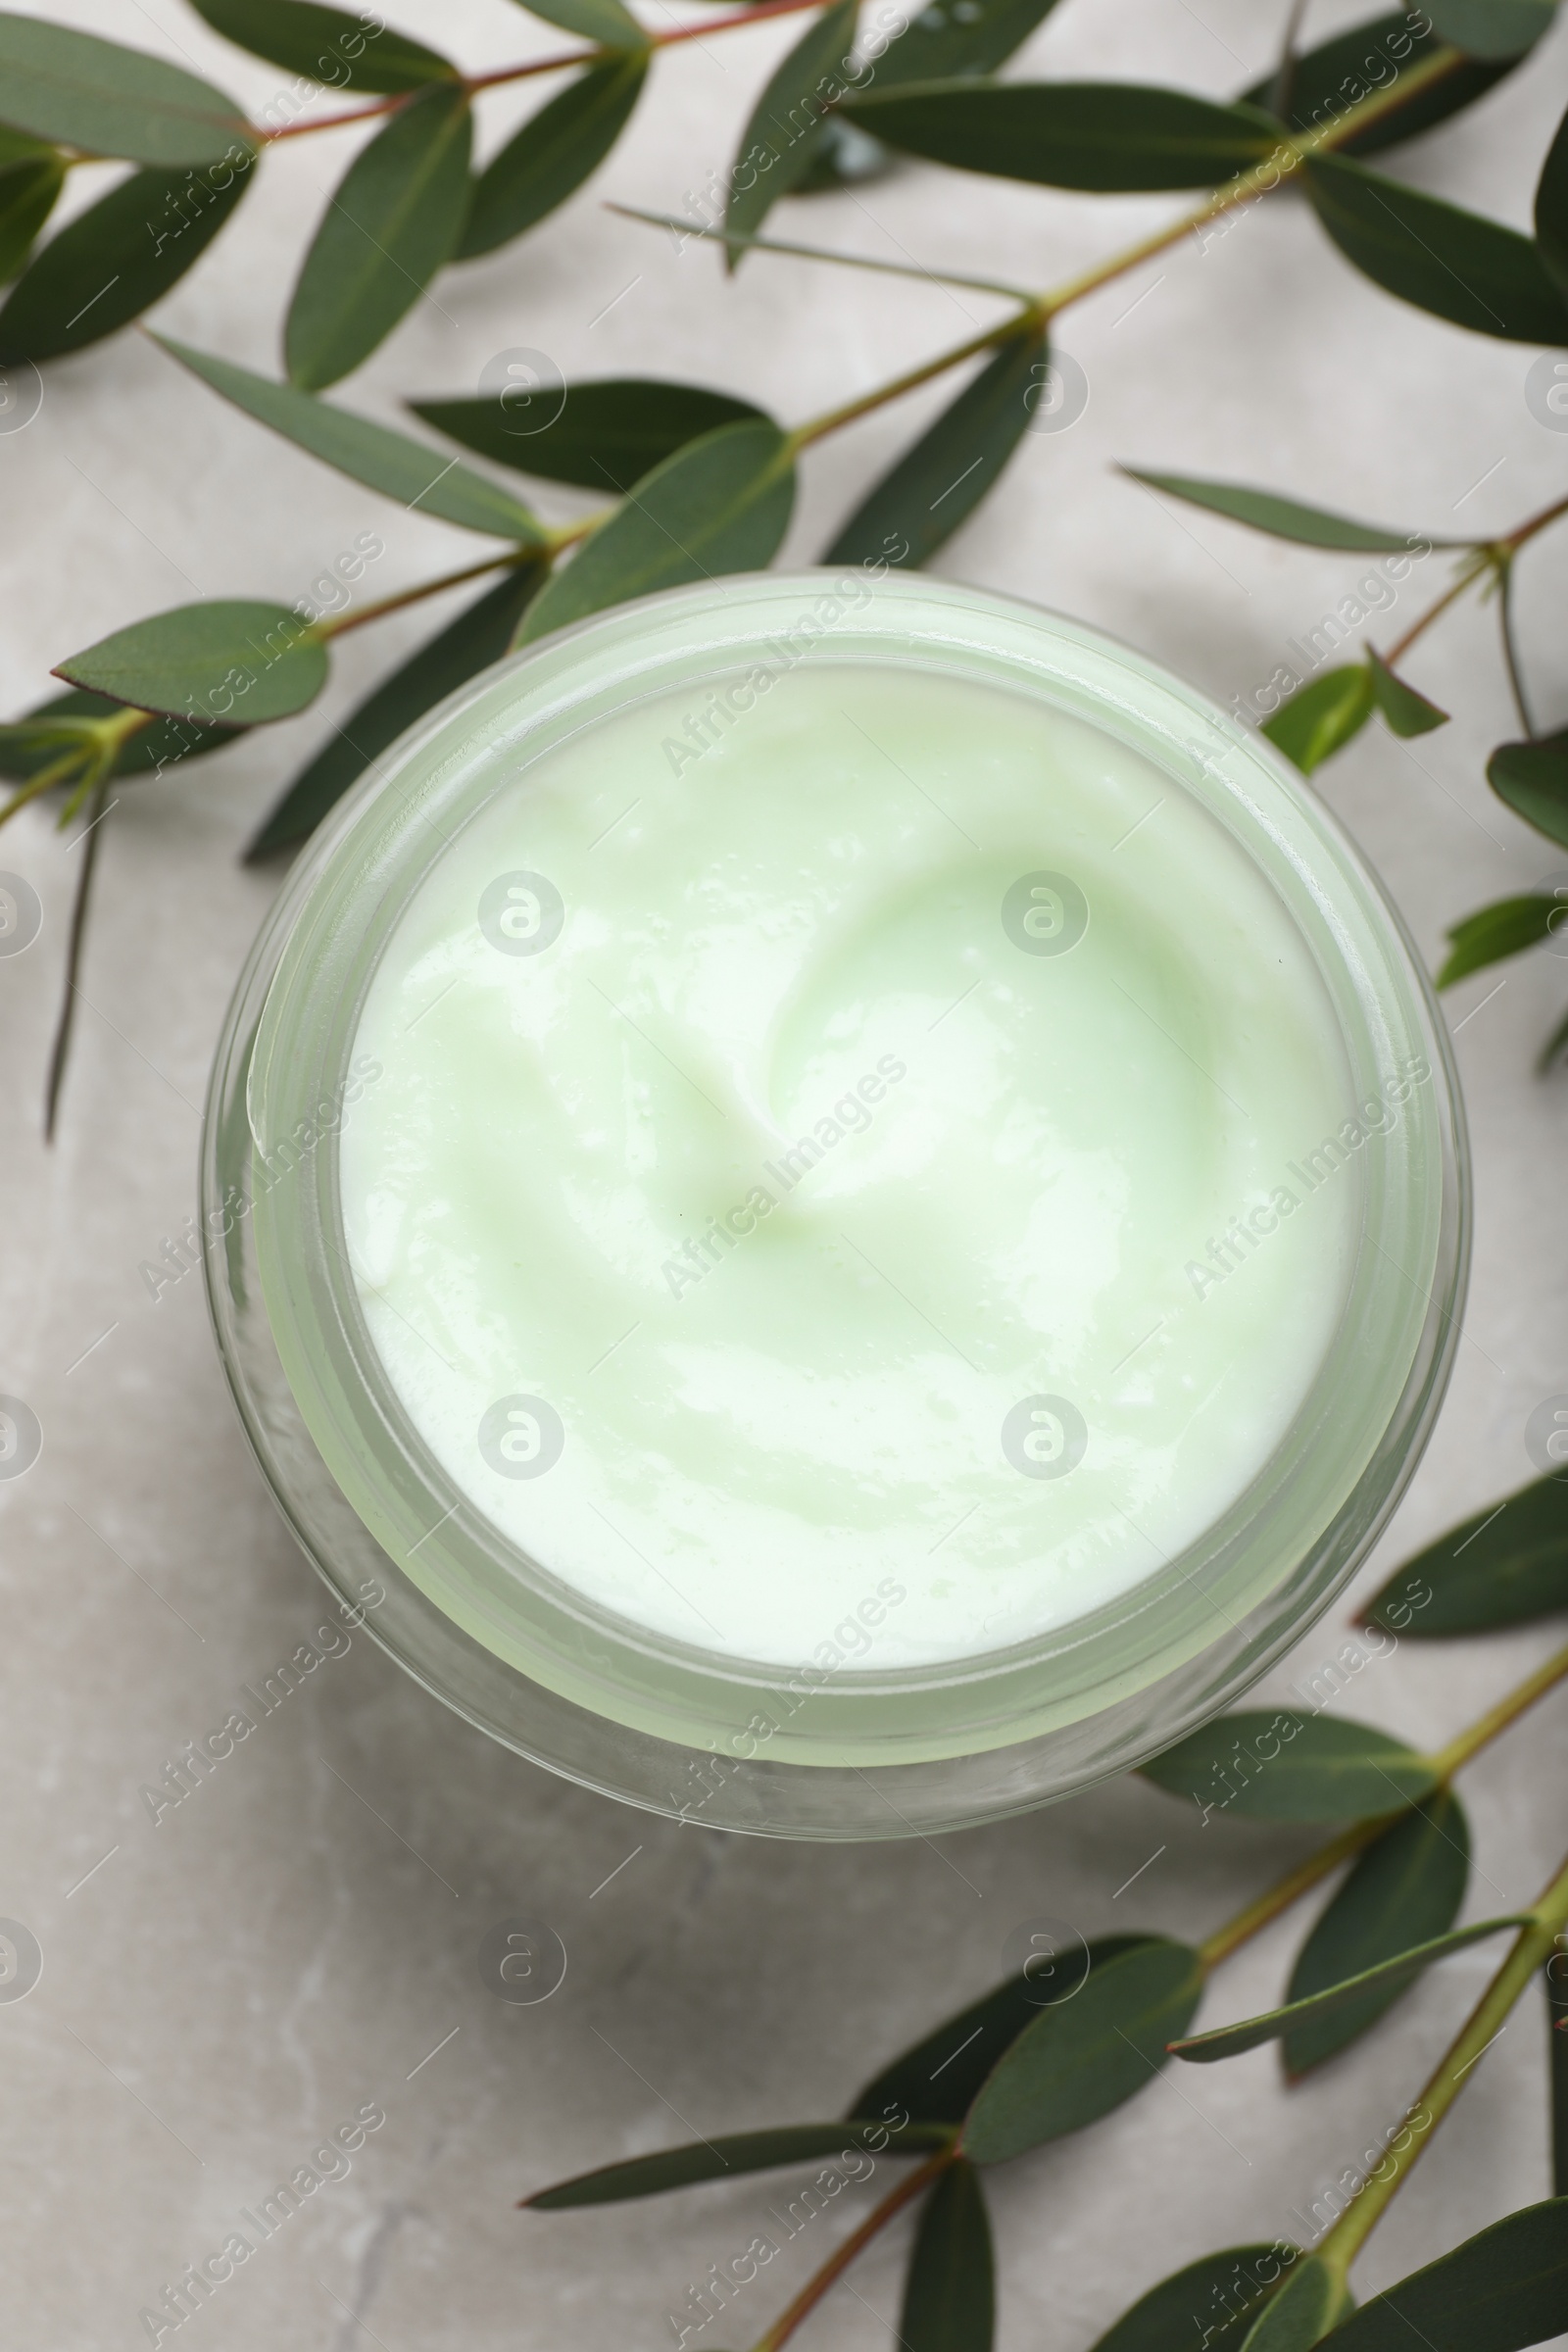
341, 660, 1360, 1672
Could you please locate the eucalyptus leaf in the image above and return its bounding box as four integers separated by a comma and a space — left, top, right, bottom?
525, 2118, 953, 2208
1547, 1963, 1568, 2195
900, 2160, 993, 2352
1537, 1002, 1568, 1074
0, 159, 251, 363
1241, 2257, 1350, 2351
516, 0, 650, 50
1304, 153, 1568, 344
1089, 2245, 1292, 2351
458, 57, 647, 258
842, 81, 1280, 191
1363, 1473, 1568, 1635
54, 601, 328, 725
1319, 2196, 1568, 2351
1243, 13, 1527, 159
185, 0, 457, 91
412, 378, 766, 489
1425, 0, 1556, 59
1284, 1793, 1471, 2077
876, 0, 1065, 83
285, 83, 472, 390
0, 688, 238, 781
1121, 469, 1430, 552
850, 1938, 1147, 2127
1172, 1918, 1526, 2065
1488, 731, 1568, 849
246, 561, 548, 859
1262, 667, 1375, 775
0, 13, 251, 167
0, 158, 61, 286
960, 1938, 1203, 2166
1140, 1712, 1438, 1822
514, 417, 795, 645
1437, 894, 1560, 986
824, 327, 1046, 569
1369, 648, 1447, 736
724, 0, 860, 252
1537, 100, 1568, 301
156, 337, 545, 542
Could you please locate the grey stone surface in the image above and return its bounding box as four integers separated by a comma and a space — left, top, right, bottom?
3, 2, 1567, 2346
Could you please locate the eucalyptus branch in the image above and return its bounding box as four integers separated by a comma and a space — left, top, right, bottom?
746, 2145, 956, 2352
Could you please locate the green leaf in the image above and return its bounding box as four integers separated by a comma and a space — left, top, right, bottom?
524, 2118, 953, 2208
185, 0, 456, 91
1262, 666, 1375, 774
1284, 1793, 1471, 2077
458, 57, 646, 258
1173, 1918, 1526, 2065
0, 13, 251, 166
1090, 2245, 1292, 2351
0, 156, 251, 363
724, 0, 860, 253
876, 0, 1066, 84
1546, 1965, 1568, 2196
1303, 153, 1568, 344
246, 561, 547, 859
54, 602, 328, 726
1141, 1712, 1438, 1822
1369, 648, 1447, 737
515, 0, 649, 49
1537, 101, 1568, 300
515, 417, 795, 646
960, 1938, 1203, 2166
1425, 0, 1556, 59
1241, 2257, 1350, 2351
901, 2160, 993, 2352
156, 337, 544, 542
285, 82, 471, 390
1121, 468, 1430, 552
0, 687, 238, 781
1243, 14, 1527, 160
841, 81, 1280, 191
0, 157, 61, 285
1437, 894, 1558, 987
412, 377, 765, 489
850, 1938, 1145, 2128
1363, 1474, 1568, 1635
1320, 2197, 1568, 2351
1488, 731, 1568, 849
1537, 1001, 1568, 1075
824, 326, 1046, 569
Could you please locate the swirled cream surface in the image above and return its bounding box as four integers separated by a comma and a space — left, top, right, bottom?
341, 661, 1359, 1671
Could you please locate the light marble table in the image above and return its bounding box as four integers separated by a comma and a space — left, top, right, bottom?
4, 1, 1568, 2345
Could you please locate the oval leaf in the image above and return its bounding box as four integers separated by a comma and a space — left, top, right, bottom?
1090, 2244, 1294, 2351
1488, 731, 1568, 849
246, 561, 548, 858
0, 13, 250, 166
186, 0, 457, 91
516, 0, 649, 50
1121, 469, 1431, 553
0, 155, 250, 364
285, 82, 471, 390
412, 377, 765, 489
1363, 1473, 1568, 1634
0, 156, 61, 285
525, 2117, 952, 2208
1262, 666, 1375, 775
515, 417, 795, 645
901, 2159, 993, 2352
1426, 0, 1556, 58
156, 337, 544, 542
1438, 894, 1559, 987
54, 602, 328, 725
1304, 153, 1568, 344
1141, 1712, 1438, 1823
825, 326, 1045, 568
724, 0, 860, 252
1243, 13, 1526, 159
0, 687, 238, 781
960, 1938, 1203, 2167
842, 81, 1280, 190
1537, 100, 1568, 300
1320, 2196, 1568, 2351
459, 57, 646, 258
1284, 1792, 1471, 2077
1172, 1917, 1527, 2065
1369, 647, 1447, 737
1241, 2257, 1350, 2350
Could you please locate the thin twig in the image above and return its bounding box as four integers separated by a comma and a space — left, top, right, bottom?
1271, 0, 1313, 122
44, 771, 111, 1142
1497, 560, 1537, 738
748, 2146, 955, 2352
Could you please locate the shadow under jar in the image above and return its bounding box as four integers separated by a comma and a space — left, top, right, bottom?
202, 569, 1467, 1839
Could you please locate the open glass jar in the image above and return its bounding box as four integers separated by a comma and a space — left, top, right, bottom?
202, 570, 1467, 1838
